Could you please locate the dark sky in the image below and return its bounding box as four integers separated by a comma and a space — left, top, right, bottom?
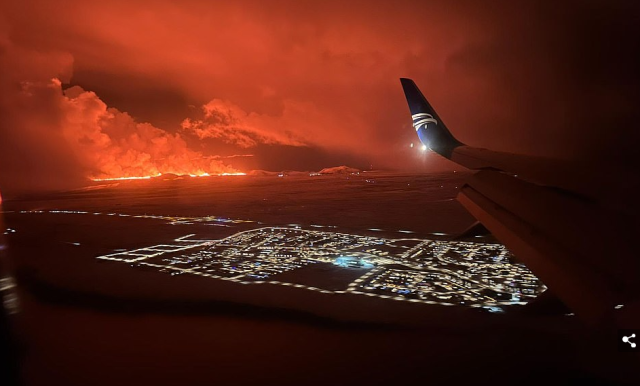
1, 0, 639, 193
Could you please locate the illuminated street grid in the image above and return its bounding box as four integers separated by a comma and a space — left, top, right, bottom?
7, 210, 544, 308
96, 226, 546, 308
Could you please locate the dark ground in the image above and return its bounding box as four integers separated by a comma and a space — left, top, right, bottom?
0, 172, 637, 385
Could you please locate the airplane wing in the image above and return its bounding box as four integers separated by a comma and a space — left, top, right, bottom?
400, 78, 639, 327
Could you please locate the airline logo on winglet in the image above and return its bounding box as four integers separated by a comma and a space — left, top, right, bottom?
411, 113, 438, 131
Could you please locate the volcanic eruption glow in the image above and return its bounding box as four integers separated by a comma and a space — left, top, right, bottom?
11, 79, 247, 185
90, 172, 246, 182
90, 174, 162, 182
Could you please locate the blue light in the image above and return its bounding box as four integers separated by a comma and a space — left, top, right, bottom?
334, 256, 374, 269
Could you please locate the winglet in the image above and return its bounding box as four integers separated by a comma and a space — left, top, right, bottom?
400, 78, 463, 158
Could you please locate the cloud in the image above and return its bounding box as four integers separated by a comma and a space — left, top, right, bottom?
0, 25, 82, 194
0, 25, 240, 194
181, 98, 359, 150
181, 99, 299, 148
59, 85, 239, 179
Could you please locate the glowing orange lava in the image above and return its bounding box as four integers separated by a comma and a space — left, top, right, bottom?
90, 174, 162, 182
90, 172, 246, 182
186, 172, 247, 178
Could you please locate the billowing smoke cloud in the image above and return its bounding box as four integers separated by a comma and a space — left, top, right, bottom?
1, 77, 240, 192
59, 84, 238, 179
0, 21, 82, 194
0, 24, 240, 194
181, 98, 365, 152
182, 99, 307, 148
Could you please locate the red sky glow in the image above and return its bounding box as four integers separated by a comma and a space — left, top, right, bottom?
1, 0, 639, 194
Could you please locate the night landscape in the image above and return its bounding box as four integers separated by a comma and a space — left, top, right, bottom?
1, 1, 639, 385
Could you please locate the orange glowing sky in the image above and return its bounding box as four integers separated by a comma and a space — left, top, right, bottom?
1, 0, 639, 193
